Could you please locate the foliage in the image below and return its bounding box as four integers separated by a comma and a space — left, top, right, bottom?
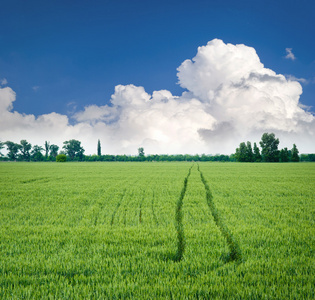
253, 142, 261, 162
0, 162, 313, 298
138, 147, 145, 161
97, 139, 101, 156
235, 142, 247, 162
245, 141, 253, 162
0, 136, 310, 163
235, 141, 254, 162
259, 132, 280, 162
19, 139, 32, 161
279, 147, 289, 162
49, 144, 59, 158
31, 145, 44, 161
0, 141, 3, 156
5, 141, 21, 160
291, 144, 299, 162
56, 154, 67, 162
235, 134, 303, 163
300, 153, 315, 162
63, 139, 85, 161
44, 141, 50, 158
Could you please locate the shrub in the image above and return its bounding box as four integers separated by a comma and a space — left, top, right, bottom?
56, 154, 67, 162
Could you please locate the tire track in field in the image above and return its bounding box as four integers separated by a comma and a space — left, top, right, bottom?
197, 165, 242, 262
174, 165, 193, 262
110, 177, 142, 226
110, 189, 127, 226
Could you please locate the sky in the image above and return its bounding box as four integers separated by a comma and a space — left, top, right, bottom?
0, 0, 314, 155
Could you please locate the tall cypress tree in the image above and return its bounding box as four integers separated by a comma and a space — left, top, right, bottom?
44, 141, 50, 158
97, 139, 101, 156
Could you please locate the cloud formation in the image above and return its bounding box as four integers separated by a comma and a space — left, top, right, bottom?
285, 75, 308, 84
0, 78, 8, 86
0, 39, 314, 154
285, 48, 296, 60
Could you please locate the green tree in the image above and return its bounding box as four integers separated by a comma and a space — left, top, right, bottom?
253, 142, 262, 162
279, 148, 289, 162
5, 141, 21, 160
0, 141, 4, 157
56, 154, 67, 162
308, 154, 315, 162
291, 144, 299, 162
44, 141, 50, 159
235, 142, 247, 162
138, 147, 145, 161
31, 145, 44, 161
97, 139, 101, 156
63, 139, 85, 161
259, 133, 280, 162
49, 144, 59, 159
20, 139, 32, 161
246, 141, 254, 162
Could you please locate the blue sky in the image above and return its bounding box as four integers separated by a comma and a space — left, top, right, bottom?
0, 0, 314, 154
1, 0, 314, 115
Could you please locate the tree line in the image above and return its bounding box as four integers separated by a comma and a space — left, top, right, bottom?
0, 139, 234, 162
0, 134, 314, 162
235, 133, 302, 162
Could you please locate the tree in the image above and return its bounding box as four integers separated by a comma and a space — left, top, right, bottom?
97, 139, 101, 156
291, 144, 299, 162
31, 145, 44, 161
5, 141, 21, 160
63, 139, 85, 161
44, 141, 50, 159
246, 141, 254, 162
49, 144, 59, 158
253, 142, 262, 162
56, 154, 67, 162
20, 139, 32, 161
235, 142, 247, 162
259, 133, 279, 162
138, 147, 144, 156
279, 148, 289, 162
0, 141, 4, 157
138, 147, 145, 161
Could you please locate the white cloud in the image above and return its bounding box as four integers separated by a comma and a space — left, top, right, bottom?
32, 86, 40, 92
285, 48, 296, 60
285, 75, 308, 84
0, 78, 8, 86
0, 39, 314, 154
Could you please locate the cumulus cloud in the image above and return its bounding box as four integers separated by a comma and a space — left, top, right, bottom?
285, 48, 296, 60
0, 39, 314, 154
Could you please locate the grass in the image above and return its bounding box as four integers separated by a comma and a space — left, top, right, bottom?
0, 162, 314, 298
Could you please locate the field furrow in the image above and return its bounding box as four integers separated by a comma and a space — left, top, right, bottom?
198, 164, 242, 262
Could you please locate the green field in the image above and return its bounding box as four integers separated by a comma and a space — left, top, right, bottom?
0, 162, 314, 299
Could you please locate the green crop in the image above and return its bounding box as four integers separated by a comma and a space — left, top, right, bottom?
0, 162, 314, 298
